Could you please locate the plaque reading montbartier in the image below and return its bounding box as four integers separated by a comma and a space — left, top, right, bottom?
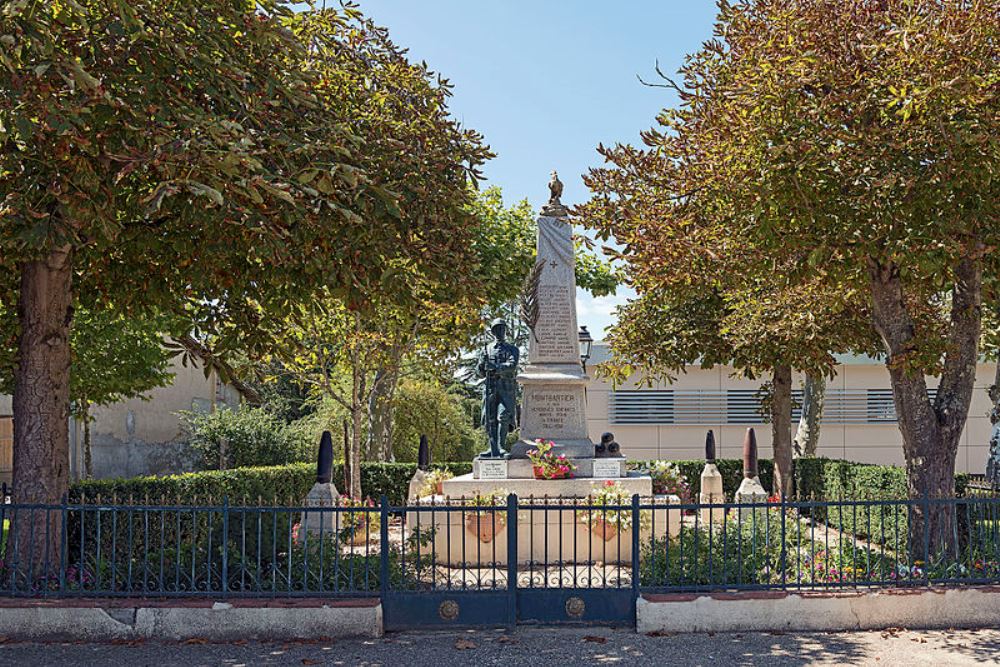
478, 459, 508, 481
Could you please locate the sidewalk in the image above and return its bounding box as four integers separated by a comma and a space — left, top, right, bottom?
2, 626, 999, 666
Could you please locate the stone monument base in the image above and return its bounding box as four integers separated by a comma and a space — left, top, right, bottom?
407, 481, 680, 566
442, 471, 647, 498
300, 482, 341, 534
472, 455, 626, 480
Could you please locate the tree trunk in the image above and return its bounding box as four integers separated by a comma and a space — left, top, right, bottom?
868, 255, 982, 558
349, 371, 365, 499
12, 245, 74, 575
770, 364, 794, 498
793, 373, 825, 458
365, 367, 399, 463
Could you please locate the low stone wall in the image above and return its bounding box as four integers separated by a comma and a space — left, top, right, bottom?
0, 598, 382, 641
638, 587, 1000, 634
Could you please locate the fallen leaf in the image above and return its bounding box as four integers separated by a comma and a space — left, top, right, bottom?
455, 638, 477, 650
495, 635, 518, 644
302, 660, 320, 666
583, 635, 608, 644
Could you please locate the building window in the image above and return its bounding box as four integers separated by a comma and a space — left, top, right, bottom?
725, 390, 766, 424
610, 390, 674, 425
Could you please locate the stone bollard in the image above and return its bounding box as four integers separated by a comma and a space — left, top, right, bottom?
699, 430, 725, 526
734, 427, 768, 523
302, 430, 341, 536
407, 434, 431, 503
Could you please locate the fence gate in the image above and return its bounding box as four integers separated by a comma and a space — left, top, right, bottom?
381, 496, 641, 630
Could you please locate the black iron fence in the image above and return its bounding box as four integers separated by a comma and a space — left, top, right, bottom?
0, 494, 998, 599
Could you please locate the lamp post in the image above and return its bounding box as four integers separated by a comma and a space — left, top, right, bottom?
578, 325, 594, 371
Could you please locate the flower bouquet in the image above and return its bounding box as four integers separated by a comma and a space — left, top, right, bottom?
419, 468, 454, 497
526, 439, 576, 480
338, 496, 377, 546
576, 481, 649, 542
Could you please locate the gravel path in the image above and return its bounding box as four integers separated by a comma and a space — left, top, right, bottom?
2, 626, 999, 666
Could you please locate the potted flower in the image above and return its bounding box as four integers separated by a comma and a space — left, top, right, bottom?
646, 461, 692, 502
576, 481, 649, 542
420, 468, 454, 497
338, 496, 377, 546
526, 439, 576, 480
464, 490, 508, 543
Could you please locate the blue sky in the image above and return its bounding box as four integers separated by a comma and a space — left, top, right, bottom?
338, 1, 720, 337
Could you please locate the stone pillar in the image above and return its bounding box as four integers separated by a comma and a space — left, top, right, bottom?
699, 430, 725, 525
407, 434, 431, 502
512, 201, 592, 459
734, 427, 768, 522
302, 430, 341, 536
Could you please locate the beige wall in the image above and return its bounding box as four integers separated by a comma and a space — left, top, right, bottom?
585, 348, 996, 473
71, 357, 240, 479
1, 358, 239, 481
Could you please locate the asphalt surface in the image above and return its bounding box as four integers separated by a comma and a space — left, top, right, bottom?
2, 626, 999, 666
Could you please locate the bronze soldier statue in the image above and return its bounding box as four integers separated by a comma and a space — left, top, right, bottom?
478, 318, 519, 459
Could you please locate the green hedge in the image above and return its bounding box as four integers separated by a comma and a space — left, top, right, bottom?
794, 458, 971, 500
70, 462, 473, 507
71, 457, 973, 511
791, 458, 974, 552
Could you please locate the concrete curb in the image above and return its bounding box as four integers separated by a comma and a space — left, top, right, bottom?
638, 587, 1000, 633
0, 598, 383, 641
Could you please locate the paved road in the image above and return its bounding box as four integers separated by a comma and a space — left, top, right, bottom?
2, 627, 999, 666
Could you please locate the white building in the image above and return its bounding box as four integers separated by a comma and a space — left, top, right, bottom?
584, 343, 994, 473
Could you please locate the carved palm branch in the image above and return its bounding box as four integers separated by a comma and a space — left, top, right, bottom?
520, 259, 544, 342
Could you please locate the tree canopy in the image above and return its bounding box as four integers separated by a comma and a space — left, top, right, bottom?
0, 0, 489, 508
580, 0, 998, 531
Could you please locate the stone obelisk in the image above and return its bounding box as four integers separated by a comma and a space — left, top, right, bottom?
511, 172, 593, 459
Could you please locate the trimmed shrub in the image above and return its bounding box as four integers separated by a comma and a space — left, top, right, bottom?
71, 462, 474, 507
182, 406, 313, 470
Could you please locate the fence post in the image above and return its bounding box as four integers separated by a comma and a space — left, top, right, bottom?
221, 495, 229, 597
922, 490, 931, 585
506, 493, 518, 630
379, 495, 390, 597
780, 493, 787, 588
631, 494, 640, 602
59, 493, 68, 594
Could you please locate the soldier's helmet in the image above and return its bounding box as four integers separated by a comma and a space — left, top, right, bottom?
490, 318, 507, 336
